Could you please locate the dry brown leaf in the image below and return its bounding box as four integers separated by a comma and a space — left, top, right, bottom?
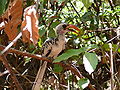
21, 5, 39, 45
0, 0, 23, 41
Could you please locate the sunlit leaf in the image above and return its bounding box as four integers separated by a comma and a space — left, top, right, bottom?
118, 48, 120, 53
78, 78, 90, 89
38, 39, 42, 47
46, 16, 59, 24
83, 52, 98, 74
39, 25, 46, 37
102, 44, 110, 51
81, 0, 94, 8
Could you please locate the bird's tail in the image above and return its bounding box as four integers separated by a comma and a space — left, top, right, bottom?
32, 61, 47, 90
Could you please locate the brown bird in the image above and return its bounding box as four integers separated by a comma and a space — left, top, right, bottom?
32, 23, 80, 90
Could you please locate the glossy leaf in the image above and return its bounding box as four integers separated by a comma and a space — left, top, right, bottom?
53, 47, 87, 63
53, 44, 99, 63
83, 52, 98, 74
78, 78, 90, 89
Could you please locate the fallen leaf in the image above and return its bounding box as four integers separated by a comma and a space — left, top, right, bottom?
21, 5, 39, 45
0, 0, 23, 40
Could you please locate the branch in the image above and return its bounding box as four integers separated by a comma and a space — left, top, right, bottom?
0, 55, 23, 90
0, 45, 81, 77
0, 45, 96, 90
68, 0, 80, 17
0, 32, 22, 54
0, 45, 51, 62
0, 70, 9, 77
109, 43, 114, 90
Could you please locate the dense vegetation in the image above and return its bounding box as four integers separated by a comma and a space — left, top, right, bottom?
0, 0, 120, 90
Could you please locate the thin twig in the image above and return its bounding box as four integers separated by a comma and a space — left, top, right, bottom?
108, 0, 120, 25
68, 0, 80, 17
0, 32, 22, 54
0, 70, 9, 77
106, 35, 119, 43
109, 43, 114, 90
0, 55, 23, 90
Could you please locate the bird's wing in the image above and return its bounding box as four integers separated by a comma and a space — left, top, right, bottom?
41, 38, 55, 57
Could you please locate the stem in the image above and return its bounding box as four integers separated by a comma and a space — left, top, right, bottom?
69, 0, 80, 17
0, 32, 22, 54
109, 43, 114, 90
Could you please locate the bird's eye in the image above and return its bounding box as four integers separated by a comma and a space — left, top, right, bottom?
62, 24, 67, 29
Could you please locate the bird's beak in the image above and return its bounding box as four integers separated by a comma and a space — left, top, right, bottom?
66, 24, 80, 34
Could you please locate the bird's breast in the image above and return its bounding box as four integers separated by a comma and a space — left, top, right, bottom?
41, 36, 66, 59
50, 38, 66, 58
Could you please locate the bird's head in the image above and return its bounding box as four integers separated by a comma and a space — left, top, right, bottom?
55, 23, 80, 35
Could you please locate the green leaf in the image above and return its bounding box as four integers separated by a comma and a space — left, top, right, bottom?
78, 78, 90, 89
53, 47, 87, 63
83, 52, 98, 74
48, 21, 61, 38
51, 21, 61, 28
118, 48, 120, 53
58, 0, 66, 3
53, 64, 63, 73
48, 29, 56, 38
81, 11, 94, 22
39, 25, 46, 37
0, 0, 7, 15
46, 16, 59, 24
38, 39, 42, 47
102, 44, 110, 51
81, 0, 93, 8
53, 44, 99, 63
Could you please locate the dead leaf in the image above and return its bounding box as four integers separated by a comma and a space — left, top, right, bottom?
21, 5, 39, 45
0, 0, 23, 41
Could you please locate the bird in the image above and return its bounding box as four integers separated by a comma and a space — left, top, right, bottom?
32, 23, 80, 90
